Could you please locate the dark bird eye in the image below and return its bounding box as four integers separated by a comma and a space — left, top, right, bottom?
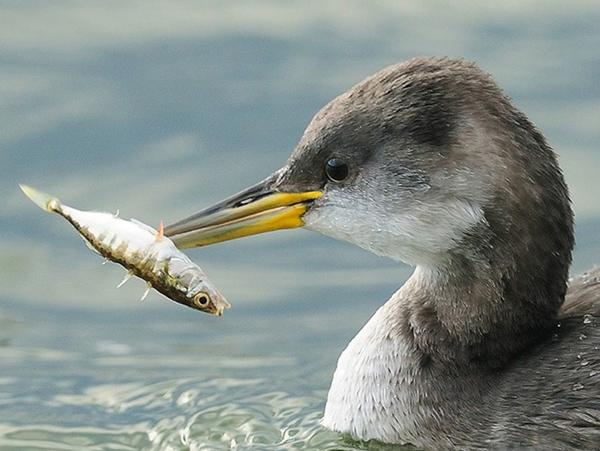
325, 158, 349, 182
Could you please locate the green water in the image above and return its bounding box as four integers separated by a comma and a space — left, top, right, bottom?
1, 1, 600, 449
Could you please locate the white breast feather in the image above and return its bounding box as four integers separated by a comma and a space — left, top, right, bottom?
322, 298, 424, 445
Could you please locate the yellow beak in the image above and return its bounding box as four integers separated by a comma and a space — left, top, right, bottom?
164, 176, 322, 249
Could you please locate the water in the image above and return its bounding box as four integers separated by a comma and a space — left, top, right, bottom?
1, 1, 599, 449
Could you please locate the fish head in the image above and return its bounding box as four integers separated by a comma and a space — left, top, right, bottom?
166, 256, 230, 315
187, 283, 230, 316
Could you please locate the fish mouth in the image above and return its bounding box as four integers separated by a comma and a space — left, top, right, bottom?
164, 172, 322, 248
192, 301, 226, 317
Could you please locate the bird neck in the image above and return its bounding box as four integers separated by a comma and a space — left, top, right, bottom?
323, 257, 563, 445
409, 220, 567, 366
323, 268, 499, 445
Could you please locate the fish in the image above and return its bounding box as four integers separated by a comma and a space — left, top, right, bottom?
19, 184, 230, 316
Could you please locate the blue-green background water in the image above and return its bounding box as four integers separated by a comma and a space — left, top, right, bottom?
1, 2, 599, 449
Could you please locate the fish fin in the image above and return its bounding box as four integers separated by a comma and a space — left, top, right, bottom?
19, 184, 61, 213
140, 282, 152, 301
117, 271, 134, 288
130, 218, 157, 234
155, 221, 164, 242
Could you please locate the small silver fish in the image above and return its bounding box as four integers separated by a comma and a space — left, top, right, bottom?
20, 184, 230, 316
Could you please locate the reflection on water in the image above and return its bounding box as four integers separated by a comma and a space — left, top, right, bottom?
0, 305, 408, 450
1, 1, 599, 449
2, 379, 334, 450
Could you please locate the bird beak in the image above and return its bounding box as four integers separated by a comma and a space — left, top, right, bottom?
164, 172, 322, 249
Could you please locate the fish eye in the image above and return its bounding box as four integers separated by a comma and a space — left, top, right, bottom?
193, 292, 211, 308
325, 158, 349, 182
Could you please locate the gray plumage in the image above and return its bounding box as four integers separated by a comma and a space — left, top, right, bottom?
278, 58, 599, 449
167, 57, 600, 449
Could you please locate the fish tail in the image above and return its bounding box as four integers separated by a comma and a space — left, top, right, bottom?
19, 184, 62, 213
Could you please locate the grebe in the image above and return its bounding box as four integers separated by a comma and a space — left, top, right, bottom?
165, 58, 600, 449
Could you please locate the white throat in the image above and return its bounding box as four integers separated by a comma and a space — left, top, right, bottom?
303, 186, 484, 266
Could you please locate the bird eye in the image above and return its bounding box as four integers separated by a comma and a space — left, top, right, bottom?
193, 292, 211, 307
325, 158, 349, 182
